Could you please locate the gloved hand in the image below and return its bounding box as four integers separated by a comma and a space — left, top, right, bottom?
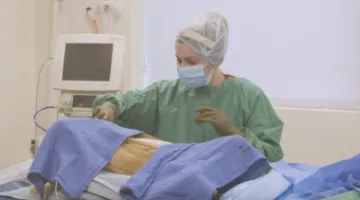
195, 106, 241, 136
92, 102, 117, 122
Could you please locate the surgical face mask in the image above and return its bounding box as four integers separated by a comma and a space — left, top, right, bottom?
177, 64, 214, 88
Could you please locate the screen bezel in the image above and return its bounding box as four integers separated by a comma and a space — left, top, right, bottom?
52, 34, 125, 92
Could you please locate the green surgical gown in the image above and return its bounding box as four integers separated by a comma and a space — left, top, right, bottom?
93, 77, 284, 162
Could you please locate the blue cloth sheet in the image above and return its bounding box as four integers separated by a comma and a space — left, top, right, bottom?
271, 161, 321, 184
220, 161, 320, 200
285, 154, 360, 200
27, 117, 360, 200
27, 118, 142, 199
269, 161, 321, 199
120, 135, 269, 200
222, 155, 360, 200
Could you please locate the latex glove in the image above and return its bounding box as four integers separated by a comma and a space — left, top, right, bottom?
195, 106, 241, 136
30, 183, 55, 195
92, 102, 117, 122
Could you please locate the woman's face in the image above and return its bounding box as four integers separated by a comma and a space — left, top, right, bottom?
175, 41, 212, 75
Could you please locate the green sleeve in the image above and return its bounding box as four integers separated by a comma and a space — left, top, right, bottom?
241, 90, 284, 162
92, 81, 164, 133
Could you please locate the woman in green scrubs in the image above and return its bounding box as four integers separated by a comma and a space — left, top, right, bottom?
92, 12, 284, 162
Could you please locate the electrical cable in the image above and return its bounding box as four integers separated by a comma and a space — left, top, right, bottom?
34, 58, 53, 133
33, 106, 57, 132
32, 58, 54, 156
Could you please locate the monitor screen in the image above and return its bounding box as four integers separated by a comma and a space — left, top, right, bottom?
62, 43, 113, 81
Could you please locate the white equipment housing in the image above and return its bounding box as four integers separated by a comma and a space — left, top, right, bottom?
52, 34, 126, 117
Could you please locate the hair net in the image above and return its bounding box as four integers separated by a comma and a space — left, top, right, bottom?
176, 12, 229, 67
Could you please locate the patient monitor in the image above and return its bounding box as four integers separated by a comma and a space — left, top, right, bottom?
52, 34, 126, 117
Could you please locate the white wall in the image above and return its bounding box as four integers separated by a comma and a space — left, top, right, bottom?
0, 0, 52, 169
278, 109, 359, 165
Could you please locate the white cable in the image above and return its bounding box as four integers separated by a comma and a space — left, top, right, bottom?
55, 182, 60, 200
108, 14, 112, 34
33, 58, 53, 156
